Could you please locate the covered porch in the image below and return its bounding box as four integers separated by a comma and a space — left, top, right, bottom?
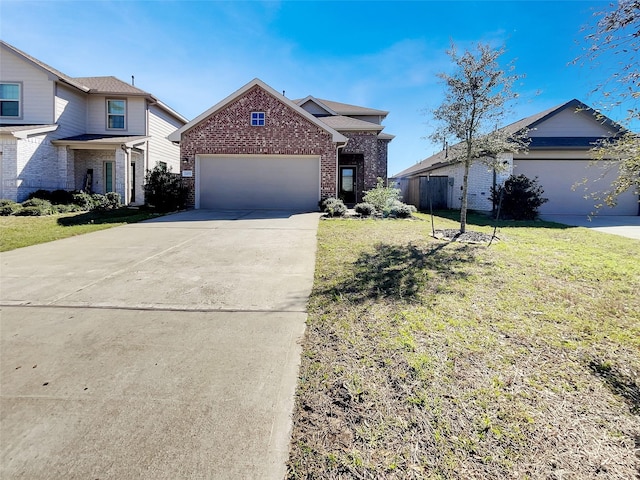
53, 135, 149, 205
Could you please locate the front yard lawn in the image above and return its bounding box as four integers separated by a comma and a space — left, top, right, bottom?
288, 213, 640, 479
0, 208, 162, 252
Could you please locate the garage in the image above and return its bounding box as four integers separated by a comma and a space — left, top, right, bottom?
513, 158, 639, 216
197, 154, 320, 211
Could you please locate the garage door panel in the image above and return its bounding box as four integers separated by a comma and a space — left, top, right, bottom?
513, 159, 638, 215
198, 156, 320, 211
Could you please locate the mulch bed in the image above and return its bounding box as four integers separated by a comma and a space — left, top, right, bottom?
433, 228, 498, 243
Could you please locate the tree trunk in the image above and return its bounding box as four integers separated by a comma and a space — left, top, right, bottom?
460, 150, 472, 234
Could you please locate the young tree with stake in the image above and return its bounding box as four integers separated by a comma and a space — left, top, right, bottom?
430, 43, 528, 233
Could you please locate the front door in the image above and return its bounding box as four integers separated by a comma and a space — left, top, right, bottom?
339, 166, 356, 204
130, 162, 136, 203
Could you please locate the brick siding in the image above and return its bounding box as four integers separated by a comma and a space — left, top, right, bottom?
179, 85, 340, 207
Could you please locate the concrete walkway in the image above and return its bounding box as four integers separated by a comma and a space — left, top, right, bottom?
0, 209, 321, 479
540, 214, 640, 240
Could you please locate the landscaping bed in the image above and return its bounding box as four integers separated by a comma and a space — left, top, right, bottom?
287, 213, 640, 479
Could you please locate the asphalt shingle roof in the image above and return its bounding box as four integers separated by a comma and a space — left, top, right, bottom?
392, 99, 625, 178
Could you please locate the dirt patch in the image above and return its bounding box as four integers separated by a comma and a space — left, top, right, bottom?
433, 228, 498, 243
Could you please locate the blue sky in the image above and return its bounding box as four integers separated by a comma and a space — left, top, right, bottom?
0, 0, 628, 175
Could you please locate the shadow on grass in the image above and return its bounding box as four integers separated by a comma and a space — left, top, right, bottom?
57, 208, 161, 227
589, 359, 640, 415
322, 241, 475, 303
426, 209, 572, 229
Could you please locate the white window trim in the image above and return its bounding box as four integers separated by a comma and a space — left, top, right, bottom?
251, 111, 265, 126
106, 98, 127, 130
0, 82, 22, 119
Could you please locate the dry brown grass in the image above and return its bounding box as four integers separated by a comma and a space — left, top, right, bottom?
287, 213, 640, 479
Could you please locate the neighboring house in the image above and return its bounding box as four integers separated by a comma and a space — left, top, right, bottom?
393, 99, 639, 216
168, 78, 393, 210
0, 40, 187, 204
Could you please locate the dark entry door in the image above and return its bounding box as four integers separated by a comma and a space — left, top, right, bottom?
339, 167, 356, 204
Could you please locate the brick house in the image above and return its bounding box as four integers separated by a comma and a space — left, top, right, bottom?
168, 78, 393, 210
0, 40, 187, 204
392, 99, 639, 216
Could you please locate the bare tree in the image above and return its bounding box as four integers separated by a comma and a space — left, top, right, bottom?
430, 43, 527, 233
577, 0, 640, 206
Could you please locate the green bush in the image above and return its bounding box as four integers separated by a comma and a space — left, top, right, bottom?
49, 189, 74, 205
72, 192, 93, 210
363, 178, 402, 213
354, 202, 376, 217
21, 198, 54, 215
389, 201, 414, 218
53, 203, 83, 214
144, 164, 188, 212
15, 205, 49, 216
490, 174, 549, 220
0, 199, 22, 216
321, 197, 347, 217
27, 189, 53, 202
90, 192, 121, 212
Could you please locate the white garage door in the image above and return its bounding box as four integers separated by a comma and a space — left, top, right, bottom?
197, 155, 320, 211
514, 159, 639, 215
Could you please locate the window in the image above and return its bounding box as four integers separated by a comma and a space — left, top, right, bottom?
104, 161, 114, 192
0, 83, 20, 117
107, 99, 126, 129
251, 111, 265, 126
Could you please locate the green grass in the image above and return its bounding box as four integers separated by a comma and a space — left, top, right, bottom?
0, 208, 162, 251
288, 212, 640, 479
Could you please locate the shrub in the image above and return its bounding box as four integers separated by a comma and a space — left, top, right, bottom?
89, 192, 121, 211
49, 189, 74, 205
15, 205, 49, 216
21, 198, 54, 215
53, 203, 83, 214
389, 201, 414, 218
354, 202, 376, 217
72, 192, 93, 210
0, 199, 22, 216
363, 178, 402, 213
27, 189, 52, 201
490, 174, 549, 220
144, 164, 188, 212
321, 197, 347, 217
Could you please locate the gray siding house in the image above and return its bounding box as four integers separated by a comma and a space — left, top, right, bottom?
0, 40, 187, 204
392, 99, 639, 216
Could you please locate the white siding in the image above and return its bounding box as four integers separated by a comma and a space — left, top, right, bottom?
0, 45, 55, 124
54, 84, 87, 139
147, 104, 184, 172
425, 160, 502, 212
531, 108, 613, 137
86, 96, 146, 135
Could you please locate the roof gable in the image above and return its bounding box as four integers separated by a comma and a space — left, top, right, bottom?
168, 78, 347, 143
393, 99, 628, 178
297, 96, 337, 116
0, 40, 88, 92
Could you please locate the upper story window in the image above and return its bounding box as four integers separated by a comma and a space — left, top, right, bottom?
107, 99, 126, 129
251, 111, 265, 126
0, 83, 21, 117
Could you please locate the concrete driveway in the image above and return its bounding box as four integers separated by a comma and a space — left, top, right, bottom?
540, 214, 640, 240
0, 209, 321, 479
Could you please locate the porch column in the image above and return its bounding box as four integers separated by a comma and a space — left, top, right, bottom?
115, 147, 129, 204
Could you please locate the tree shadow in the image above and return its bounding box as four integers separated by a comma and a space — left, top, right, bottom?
428, 209, 572, 229
321, 241, 476, 303
57, 208, 159, 227
588, 358, 640, 415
